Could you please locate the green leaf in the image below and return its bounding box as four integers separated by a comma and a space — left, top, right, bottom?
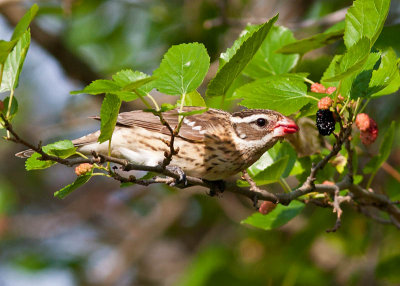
71, 69, 154, 101
242, 200, 304, 230
324, 37, 370, 82
364, 121, 396, 174
344, 0, 390, 49
0, 40, 17, 64
369, 48, 400, 97
11, 4, 38, 41
153, 43, 210, 95
206, 14, 278, 97
25, 153, 56, 170
247, 142, 296, 178
0, 30, 31, 92
54, 173, 92, 199
238, 156, 289, 187
122, 76, 155, 92
236, 75, 311, 115
219, 25, 259, 68
25, 140, 77, 171
181, 90, 207, 107
70, 79, 121, 95
175, 108, 209, 117
98, 93, 122, 143
42, 140, 77, 158
243, 25, 299, 78
0, 96, 18, 123
277, 28, 343, 55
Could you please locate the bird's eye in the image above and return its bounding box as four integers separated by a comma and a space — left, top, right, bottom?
256, 118, 266, 127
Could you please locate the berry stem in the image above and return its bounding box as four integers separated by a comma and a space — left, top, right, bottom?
339, 97, 351, 115
279, 178, 291, 193
358, 99, 370, 114
352, 98, 361, 121
146, 93, 160, 111
305, 94, 320, 101
303, 77, 315, 85
333, 80, 342, 108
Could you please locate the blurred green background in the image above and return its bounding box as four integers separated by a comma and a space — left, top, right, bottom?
1, 0, 400, 285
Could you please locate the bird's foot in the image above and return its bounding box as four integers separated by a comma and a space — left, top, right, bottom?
205, 180, 225, 197
166, 165, 187, 187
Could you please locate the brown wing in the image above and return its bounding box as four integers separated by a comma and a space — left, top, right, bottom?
95, 107, 230, 142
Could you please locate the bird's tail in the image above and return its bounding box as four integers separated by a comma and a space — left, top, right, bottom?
15, 149, 35, 158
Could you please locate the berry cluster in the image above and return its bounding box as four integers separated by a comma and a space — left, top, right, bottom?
259, 201, 276, 215
75, 163, 93, 176
355, 113, 378, 145
312, 83, 337, 136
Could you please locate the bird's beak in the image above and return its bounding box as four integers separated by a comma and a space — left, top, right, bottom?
273, 117, 299, 137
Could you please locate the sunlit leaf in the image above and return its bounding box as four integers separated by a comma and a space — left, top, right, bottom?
0, 30, 31, 92
236, 75, 311, 115
153, 43, 210, 95
206, 15, 278, 97
277, 28, 343, 55
98, 93, 122, 143
243, 25, 299, 78
54, 173, 93, 199
344, 0, 390, 48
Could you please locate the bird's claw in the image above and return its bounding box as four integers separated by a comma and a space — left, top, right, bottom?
205, 180, 225, 197
166, 165, 188, 187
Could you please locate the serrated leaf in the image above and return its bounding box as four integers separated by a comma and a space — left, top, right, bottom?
70, 79, 121, 95
277, 28, 343, 55
0, 40, 17, 64
42, 140, 77, 158
243, 25, 299, 78
11, 4, 38, 41
122, 76, 155, 92
180, 90, 207, 107
25, 140, 77, 171
324, 37, 370, 82
236, 76, 311, 115
237, 156, 289, 187
242, 200, 304, 230
54, 173, 92, 199
364, 121, 395, 174
206, 14, 278, 97
0, 96, 18, 123
153, 43, 210, 95
25, 153, 56, 170
98, 93, 122, 143
176, 108, 209, 117
369, 48, 400, 97
0, 30, 31, 92
344, 0, 390, 49
247, 142, 297, 178
219, 25, 259, 68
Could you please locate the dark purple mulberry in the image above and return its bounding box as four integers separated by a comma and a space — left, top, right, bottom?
316, 109, 335, 136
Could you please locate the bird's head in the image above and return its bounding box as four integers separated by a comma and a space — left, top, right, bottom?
230, 109, 299, 152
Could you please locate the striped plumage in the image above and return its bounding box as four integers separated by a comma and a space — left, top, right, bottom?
16, 107, 299, 180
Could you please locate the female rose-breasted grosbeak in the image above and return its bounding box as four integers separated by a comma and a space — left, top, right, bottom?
16, 107, 298, 180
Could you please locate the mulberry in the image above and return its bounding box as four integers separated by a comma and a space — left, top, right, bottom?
318, 97, 333, 110
75, 163, 93, 176
311, 83, 326, 93
259, 201, 276, 215
316, 109, 335, 136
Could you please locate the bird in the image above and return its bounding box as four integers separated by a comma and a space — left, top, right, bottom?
16, 107, 299, 181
